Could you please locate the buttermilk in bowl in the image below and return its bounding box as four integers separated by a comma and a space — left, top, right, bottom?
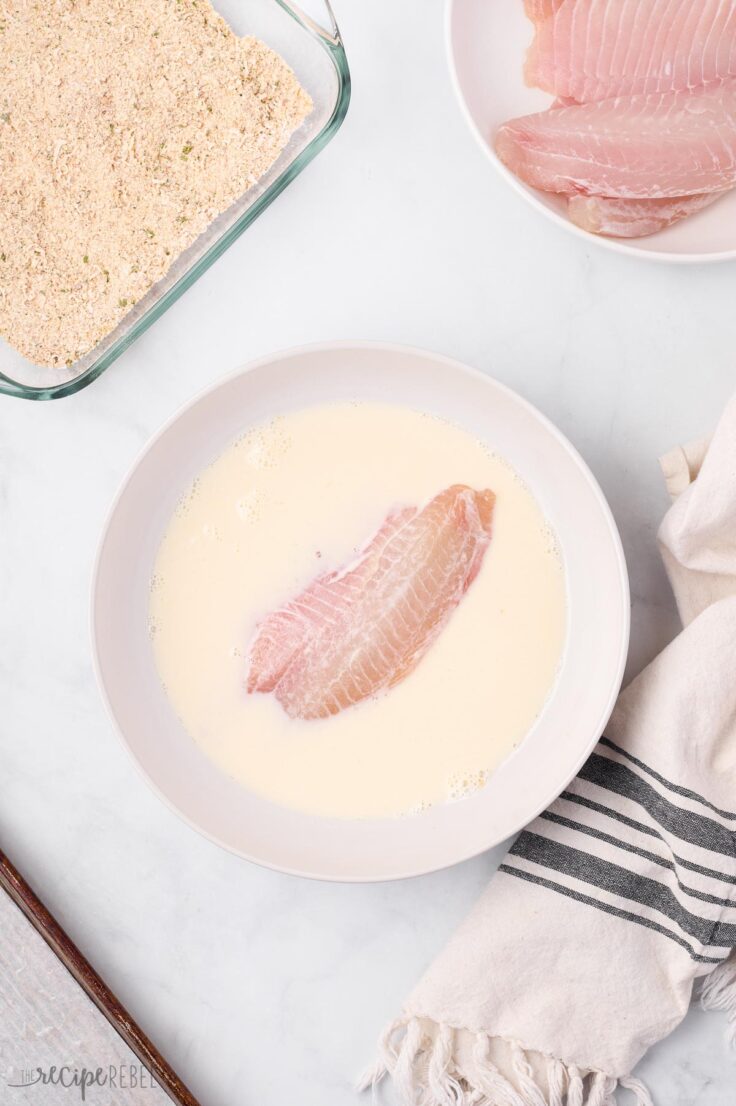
149, 402, 566, 819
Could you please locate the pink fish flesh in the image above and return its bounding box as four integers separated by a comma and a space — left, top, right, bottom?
526, 0, 736, 103
495, 81, 736, 198
246, 485, 496, 720
567, 192, 724, 237
524, 0, 565, 26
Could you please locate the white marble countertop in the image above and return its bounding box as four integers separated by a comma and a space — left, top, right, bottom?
2, 2, 735, 1102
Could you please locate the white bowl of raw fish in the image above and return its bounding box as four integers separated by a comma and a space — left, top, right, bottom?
447, 0, 736, 262
92, 342, 629, 882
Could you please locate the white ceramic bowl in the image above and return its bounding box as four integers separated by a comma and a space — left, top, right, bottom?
446, 0, 736, 264
92, 342, 629, 882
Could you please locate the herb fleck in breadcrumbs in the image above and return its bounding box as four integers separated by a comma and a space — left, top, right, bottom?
0, 0, 312, 368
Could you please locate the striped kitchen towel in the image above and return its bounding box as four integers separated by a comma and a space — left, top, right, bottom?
361, 397, 736, 1105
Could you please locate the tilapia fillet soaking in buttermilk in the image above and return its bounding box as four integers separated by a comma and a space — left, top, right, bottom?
150, 403, 567, 820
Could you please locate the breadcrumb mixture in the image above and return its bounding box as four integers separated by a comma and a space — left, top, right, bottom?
0, 0, 312, 368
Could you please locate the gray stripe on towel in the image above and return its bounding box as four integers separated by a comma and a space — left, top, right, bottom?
497, 863, 724, 964
600, 737, 736, 823
579, 756, 736, 859
540, 811, 736, 909
510, 832, 736, 949
559, 790, 736, 886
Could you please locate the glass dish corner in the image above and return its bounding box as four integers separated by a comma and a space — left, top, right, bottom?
0, 0, 350, 401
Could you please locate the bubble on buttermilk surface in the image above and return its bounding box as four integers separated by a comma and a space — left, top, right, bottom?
447, 768, 489, 802
239, 419, 292, 470
403, 798, 434, 817
174, 476, 201, 518
236, 488, 264, 523
540, 522, 562, 563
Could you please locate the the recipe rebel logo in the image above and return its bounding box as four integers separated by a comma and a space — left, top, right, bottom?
5, 1064, 160, 1100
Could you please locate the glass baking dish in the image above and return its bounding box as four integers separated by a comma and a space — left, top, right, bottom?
0, 0, 349, 401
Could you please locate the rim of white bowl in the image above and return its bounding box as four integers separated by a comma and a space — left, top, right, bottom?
444, 0, 736, 267
90, 340, 630, 882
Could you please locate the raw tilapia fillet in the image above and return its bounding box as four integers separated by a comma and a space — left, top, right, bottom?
495, 81, 736, 198
524, 0, 564, 26
567, 193, 723, 237
527, 0, 736, 103
247, 484, 495, 720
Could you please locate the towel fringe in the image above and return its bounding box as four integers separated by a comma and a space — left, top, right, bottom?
618, 1076, 654, 1106
547, 1058, 567, 1106
566, 1066, 584, 1106
356, 1017, 408, 1096
473, 1034, 530, 1106
357, 1018, 653, 1105
586, 1072, 617, 1106
700, 954, 736, 1048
